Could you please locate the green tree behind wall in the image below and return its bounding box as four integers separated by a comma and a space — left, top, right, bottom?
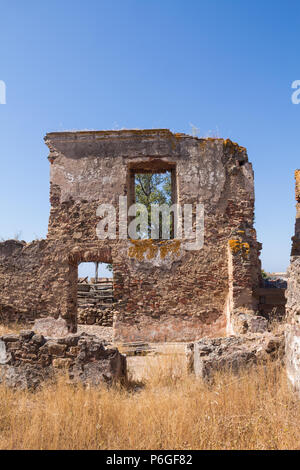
134, 172, 172, 238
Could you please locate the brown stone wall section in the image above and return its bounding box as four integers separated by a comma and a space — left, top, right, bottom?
286, 170, 300, 391
226, 231, 261, 334
286, 172, 300, 320
0, 240, 70, 324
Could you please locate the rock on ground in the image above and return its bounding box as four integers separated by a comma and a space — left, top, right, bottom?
33, 317, 69, 338
188, 332, 284, 382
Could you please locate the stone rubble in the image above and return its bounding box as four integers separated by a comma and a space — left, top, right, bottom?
187, 332, 284, 382
0, 330, 127, 389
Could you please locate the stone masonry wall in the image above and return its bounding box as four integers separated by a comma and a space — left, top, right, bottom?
0, 239, 72, 324
286, 170, 300, 390
0, 330, 126, 389
77, 278, 115, 326
0, 239, 114, 331
0, 130, 261, 342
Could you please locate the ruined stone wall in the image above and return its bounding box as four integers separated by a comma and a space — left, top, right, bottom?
226, 232, 262, 335
286, 170, 300, 390
0, 240, 71, 324
0, 239, 114, 331
0, 130, 261, 342
45, 130, 260, 342
0, 330, 126, 389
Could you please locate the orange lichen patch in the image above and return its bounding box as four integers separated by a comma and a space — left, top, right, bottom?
128, 239, 181, 261
242, 242, 250, 257
295, 170, 300, 201
197, 137, 223, 150
223, 139, 247, 155
159, 240, 181, 259
229, 239, 241, 254
174, 133, 185, 138
128, 239, 155, 261
146, 241, 159, 260
228, 239, 250, 259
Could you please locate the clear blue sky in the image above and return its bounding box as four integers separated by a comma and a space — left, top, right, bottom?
0, 0, 299, 273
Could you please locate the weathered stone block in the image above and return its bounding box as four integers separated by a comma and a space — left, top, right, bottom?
192, 333, 284, 382
2, 334, 20, 342
19, 330, 35, 341
31, 334, 46, 346
44, 341, 67, 356
57, 334, 80, 347
33, 317, 69, 338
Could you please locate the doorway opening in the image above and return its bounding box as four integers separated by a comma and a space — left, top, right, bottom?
77, 262, 114, 326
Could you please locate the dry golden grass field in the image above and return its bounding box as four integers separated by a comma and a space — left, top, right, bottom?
0, 323, 299, 450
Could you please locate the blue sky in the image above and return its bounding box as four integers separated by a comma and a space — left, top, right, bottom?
0, 0, 299, 273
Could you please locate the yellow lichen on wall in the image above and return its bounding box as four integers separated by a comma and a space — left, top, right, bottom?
128, 239, 157, 261
295, 170, 300, 201
223, 139, 247, 155
128, 239, 181, 261
228, 239, 250, 259
229, 239, 241, 254
242, 242, 250, 257
159, 240, 181, 259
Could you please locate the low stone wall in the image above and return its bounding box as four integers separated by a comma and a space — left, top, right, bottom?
186, 332, 284, 382
0, 330, 127, 389
77, 306, 115, 326
77, 279, 115, 326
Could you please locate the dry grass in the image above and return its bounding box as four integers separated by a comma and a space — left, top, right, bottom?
0, 352, 299, 450
0, 322, 29, 336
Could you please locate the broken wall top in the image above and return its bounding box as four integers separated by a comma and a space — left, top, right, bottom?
44, 128, 254, 211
